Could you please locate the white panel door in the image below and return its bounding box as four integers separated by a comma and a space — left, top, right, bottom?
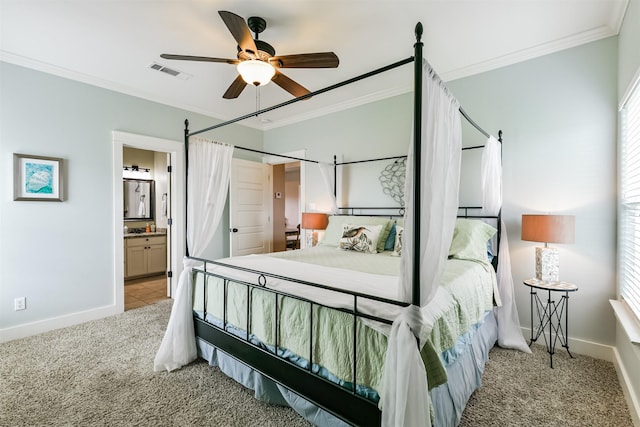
230, 158, 272, 257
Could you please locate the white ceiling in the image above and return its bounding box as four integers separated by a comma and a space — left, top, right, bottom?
0, 1, 629, 130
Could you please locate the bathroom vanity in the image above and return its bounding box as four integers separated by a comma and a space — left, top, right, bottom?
124, 231, 167, 279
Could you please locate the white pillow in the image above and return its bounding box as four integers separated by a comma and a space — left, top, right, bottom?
338, 224, 383, 254
321, 216, 393, 252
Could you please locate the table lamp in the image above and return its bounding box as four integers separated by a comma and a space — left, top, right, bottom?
521, 214, 575, 282
301, 212, 329, 247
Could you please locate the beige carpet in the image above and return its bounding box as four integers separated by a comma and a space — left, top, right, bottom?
0, 299, 633, 426
459, 345, 634, 426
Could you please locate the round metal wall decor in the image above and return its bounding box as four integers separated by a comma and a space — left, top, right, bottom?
379, 158, 406, 205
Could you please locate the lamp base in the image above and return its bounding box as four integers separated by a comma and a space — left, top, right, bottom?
535, 246, 559, 282
306, 231, 319, 248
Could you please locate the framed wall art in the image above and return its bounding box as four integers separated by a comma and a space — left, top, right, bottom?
13, 153, 64, 201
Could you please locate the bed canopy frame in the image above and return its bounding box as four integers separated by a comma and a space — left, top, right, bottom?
181, 22, 501, 426
184, 22, 499, 302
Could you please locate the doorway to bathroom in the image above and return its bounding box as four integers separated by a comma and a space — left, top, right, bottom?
113, 131, 185, 313
122, 146, 171, 310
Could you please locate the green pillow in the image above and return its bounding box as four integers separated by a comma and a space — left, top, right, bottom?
448, 218, 497, 263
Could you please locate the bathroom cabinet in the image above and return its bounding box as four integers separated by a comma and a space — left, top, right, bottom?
125, 234, 166, 279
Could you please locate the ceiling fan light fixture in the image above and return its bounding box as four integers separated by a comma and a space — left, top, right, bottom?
237, 60, 275, 86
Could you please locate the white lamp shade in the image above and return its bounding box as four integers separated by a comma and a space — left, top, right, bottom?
237, 60, 275, 86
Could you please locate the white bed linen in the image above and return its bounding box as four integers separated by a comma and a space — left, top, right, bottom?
198, 253, 455, 339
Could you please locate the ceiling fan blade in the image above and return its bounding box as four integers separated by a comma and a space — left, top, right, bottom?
223, 75, 248, 99
272, 71, 311, 98
270, 52, 339, 69
160, 54, 238, 64
218, 11, 259, 57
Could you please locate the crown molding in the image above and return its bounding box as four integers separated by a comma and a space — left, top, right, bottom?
0, 50, 228, 123
1, 7, 626, 133
260, 84, 413, 130
441, 24, 620, 82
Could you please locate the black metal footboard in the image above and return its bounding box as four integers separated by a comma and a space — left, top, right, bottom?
190, 256, 409, 427
194, 318, 381, 426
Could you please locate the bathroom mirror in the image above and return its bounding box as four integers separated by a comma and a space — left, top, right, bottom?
123, 179, 155, 220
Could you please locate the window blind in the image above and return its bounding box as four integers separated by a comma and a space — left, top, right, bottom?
620, 79, 640, 320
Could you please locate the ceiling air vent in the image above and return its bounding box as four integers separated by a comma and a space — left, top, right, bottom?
148, 62, 192, 80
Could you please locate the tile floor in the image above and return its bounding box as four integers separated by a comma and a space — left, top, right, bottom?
124, 274, 169, 311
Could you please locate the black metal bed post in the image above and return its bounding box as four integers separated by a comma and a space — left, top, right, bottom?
497, 130, 503, 264
333, 155, 337, 202
412, 22, 423, 306
184, 119, 190, 258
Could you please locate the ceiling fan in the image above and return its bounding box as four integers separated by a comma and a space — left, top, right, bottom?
160, 11, 339, 99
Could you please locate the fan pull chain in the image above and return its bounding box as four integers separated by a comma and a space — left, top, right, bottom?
255, 87, 260, 115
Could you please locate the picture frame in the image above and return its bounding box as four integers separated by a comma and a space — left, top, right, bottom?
13, 153, 64, 201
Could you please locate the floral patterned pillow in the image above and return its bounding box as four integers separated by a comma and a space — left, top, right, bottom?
392, 225, 404, 256
339, 224, 383, 254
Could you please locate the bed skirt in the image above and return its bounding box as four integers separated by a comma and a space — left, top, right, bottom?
431, 309, 498, 426
197, 336, 348, 426
196, 309, 498, 427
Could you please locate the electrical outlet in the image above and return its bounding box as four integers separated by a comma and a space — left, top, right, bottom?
14, 297, 26, 311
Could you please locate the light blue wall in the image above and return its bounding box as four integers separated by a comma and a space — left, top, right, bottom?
449, 37, 618, 348
265, 37, 619, 348
0, 62, 262, 333
265, 94, 412, 212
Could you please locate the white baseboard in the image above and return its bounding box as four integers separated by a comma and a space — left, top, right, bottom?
0, 304, 122, 343
520, 326, 615, 361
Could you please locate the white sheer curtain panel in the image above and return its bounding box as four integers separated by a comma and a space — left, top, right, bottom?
380, 60, 462, 427
317, 162, 338, 214
481, 136, 531, 353
186, 138, 234, 255
481, 136, 502, 215
154, 137, 234, 372
399, 68, 461, 307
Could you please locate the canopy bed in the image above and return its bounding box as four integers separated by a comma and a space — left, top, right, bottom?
154, 22, 529, 427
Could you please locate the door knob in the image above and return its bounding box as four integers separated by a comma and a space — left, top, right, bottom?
231, 228, 238, 233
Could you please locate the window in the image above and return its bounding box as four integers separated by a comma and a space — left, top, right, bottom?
620, 77, 640, 321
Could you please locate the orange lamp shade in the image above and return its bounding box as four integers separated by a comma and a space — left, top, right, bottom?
521, 214, 575, 244
301, 212, 329, 230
